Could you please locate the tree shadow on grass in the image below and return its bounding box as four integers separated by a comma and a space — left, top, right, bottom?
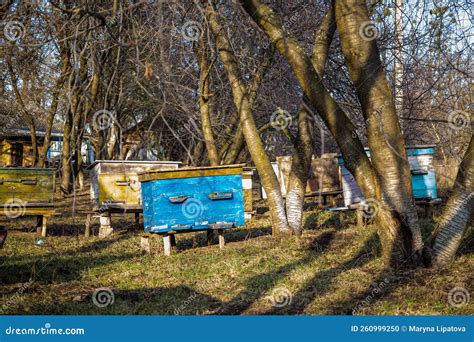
216, 230, 337, 314
6, 285, 223, 315
325, 269, 398, 315
263, 232, 380, 315
174, 226, 273, 252
0, 234, 135, 285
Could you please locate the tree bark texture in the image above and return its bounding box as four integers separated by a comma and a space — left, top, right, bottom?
206, 2, 290, 234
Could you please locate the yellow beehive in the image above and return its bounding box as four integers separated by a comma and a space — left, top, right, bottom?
0, 167, 55, 205
88, 160, 182, 210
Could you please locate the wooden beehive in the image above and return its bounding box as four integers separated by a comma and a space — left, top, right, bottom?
0, 167, 55, 205
88, 160, 182, 210
275, 154, 342, 197
338, 145, 439, 207
138, 164, 245, 233
242, 168, 254, 219
406, 145, 438, 200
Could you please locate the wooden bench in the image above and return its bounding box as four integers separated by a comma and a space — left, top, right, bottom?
140, 228, 226, 256
305, 189, 343, 207
329, 198, 443, 225
0, 204, 56, 237
82, 204, 142, 238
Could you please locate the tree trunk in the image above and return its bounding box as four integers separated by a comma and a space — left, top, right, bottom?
334, 0, 423, 261
285, 106, 313, 234
286, 8, 336, 235
240, 0, 421, 265
220, 54, 272, 165
430, 136, 473, 266
38, 47, 70, 167
206, 2, 290, 234
6, 61, 38, 166
60, 107, 73, 195
198, 32, 219, 166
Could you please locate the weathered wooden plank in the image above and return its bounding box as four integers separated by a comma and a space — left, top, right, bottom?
139, 164, 244, 181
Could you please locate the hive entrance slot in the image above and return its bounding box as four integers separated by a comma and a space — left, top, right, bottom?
208, 192, 233, 200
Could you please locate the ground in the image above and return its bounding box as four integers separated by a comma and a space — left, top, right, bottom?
0, 188, 472, 315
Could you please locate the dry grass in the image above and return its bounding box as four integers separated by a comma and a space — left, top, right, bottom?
0, 189, 472, 315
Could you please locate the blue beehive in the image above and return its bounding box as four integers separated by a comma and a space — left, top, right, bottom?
138, 165, 245, 233
338, 145, 439, 206
406, 145, 438, 200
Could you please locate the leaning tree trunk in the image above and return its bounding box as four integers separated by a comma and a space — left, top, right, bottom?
206, 2, 290, 234
38, 46, 70, 167
334, 0, 423, 262
239, 0, 377, 233
198, 32, 219, 166
286, 8, 336, 235
430, 136, 473, 266
221, 54, 272, 165
240, 0, 421, 265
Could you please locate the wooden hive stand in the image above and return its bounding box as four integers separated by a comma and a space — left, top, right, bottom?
82, 204, 142, 238
140, 228, 226, 256
0, 204, 56, 237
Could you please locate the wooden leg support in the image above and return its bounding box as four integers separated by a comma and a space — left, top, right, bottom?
99, 212, 113, 238
356, 210, 364, 226
36, 216, 47, 237
134, 213, 140, 228
339, 211, 345, 226
140, 236, 151, 254
85, 213, 92, 238
170, 233, 177, 249
218, 229, 225, 249
163, 234, 171, 256
206, 230, 214, 246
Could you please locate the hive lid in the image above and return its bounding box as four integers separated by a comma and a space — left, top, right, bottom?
337, 145, 437, 159
87, 160, 183, 170
0, 167, 55, 171
138, 164, 245, 182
